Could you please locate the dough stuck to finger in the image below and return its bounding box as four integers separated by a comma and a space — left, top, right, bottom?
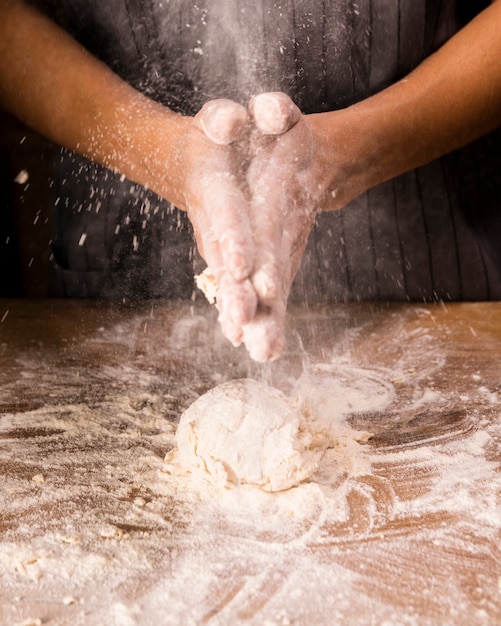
195, 268, 218, 304
164, 378, 328, 492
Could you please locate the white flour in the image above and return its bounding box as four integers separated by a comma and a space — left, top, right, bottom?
0, 305, 500, 625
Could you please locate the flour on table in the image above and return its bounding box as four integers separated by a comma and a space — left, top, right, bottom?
164, 378, 330, 492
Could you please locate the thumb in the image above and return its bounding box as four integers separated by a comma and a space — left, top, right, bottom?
194, 99, 249, 145
249, 92, 302, 135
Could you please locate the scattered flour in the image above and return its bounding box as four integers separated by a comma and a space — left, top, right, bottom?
1, 304, 501, 625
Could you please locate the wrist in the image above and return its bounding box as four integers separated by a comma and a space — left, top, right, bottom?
84, 89, 191, 209
307, 108, 381, 211
307, 81, 442, 211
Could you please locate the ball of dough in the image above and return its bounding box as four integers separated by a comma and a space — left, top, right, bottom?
165, 379, 328, 492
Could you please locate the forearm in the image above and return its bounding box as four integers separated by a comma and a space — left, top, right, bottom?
311, 0, 501, 209
0, 0, 189, 206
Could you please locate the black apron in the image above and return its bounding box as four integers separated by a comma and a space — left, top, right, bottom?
40, 0, 501, 301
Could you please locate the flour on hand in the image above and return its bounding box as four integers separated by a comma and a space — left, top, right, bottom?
163, 378, 329, 492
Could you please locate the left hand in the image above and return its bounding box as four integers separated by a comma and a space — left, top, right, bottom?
238, 93, 328, 361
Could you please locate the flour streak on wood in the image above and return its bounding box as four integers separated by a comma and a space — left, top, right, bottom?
0, 300, 500, 624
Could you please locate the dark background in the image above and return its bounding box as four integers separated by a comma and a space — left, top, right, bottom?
0, 108, 53, 297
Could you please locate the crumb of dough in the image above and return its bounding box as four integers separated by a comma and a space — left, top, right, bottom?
164, 378, 329, 492
195, 268, 218, 304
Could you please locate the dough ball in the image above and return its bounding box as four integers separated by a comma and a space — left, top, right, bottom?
165, 379, 328, 492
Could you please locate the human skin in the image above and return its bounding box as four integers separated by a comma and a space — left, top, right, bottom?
1, 0, 501, 360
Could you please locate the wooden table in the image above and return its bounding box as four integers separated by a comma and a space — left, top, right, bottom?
0, 299, 500, 625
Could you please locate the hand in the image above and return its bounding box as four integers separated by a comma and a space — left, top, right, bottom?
240, 93, 328, 361
184, 94, 331, 362
179, 99, 259, 346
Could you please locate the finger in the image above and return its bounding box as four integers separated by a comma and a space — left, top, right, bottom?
189, 187, 258, 339
242, 303, 287, 362
197, 171, 255, 281
247, 120, 317, 305
195, 99, 249, 145
245, 151, 316, 362
252, 176, 316, 302
186, 129, 255, 282
216, 275, 258, 346
247, 156, 289, 306
244, 184, 288, 361
189, 193, 257, 331
249, 92, 301, 135
191, 102, 255, 280
187, 189, 224, 272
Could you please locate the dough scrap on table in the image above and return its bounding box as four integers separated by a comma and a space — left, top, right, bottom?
163, 378, 330, 492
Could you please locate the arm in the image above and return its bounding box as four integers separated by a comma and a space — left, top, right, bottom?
0, 1, 255, 277
0, 0, 262, 353
309, 0, 501, 211
238, 1, 501, 357
0, 0, 189, 208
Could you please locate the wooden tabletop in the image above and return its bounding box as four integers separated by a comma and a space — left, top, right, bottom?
0, 299, 500, 625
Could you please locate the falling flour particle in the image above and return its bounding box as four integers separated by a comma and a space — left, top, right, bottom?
14, 169, 29, 184
164, 378, 329, 492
